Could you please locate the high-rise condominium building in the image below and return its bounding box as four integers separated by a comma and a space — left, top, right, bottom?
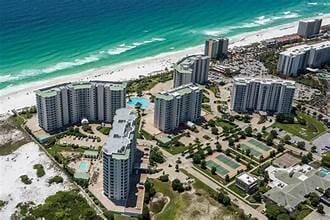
103, 108, 137, 201
204, 37, 229, 59
154, 83, 202, 132
231, 77, 295, 114
173, 55, 209, 87
297, 19, 322, 38
277, 41, 330, 76
35, 81, 126, 132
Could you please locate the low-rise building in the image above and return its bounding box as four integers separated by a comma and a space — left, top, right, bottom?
263, 165, 330, 211
235, 173, 258, 194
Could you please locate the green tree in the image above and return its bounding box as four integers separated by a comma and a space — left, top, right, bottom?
150, 147, 165, 165
193, 153, 202, 164
297, 141, 306, 150
201, 160, 207, 169
217, 191, 225, 203
245, 127, 253, 137
222, 196, 231, 206
277, 143, 285, 152
317, 204, 325, 214
321, 152, 330, 168
309, 192, 320, 207
276, 213, 290, 220
301, 155, 309, 164
172, 179, 184, 192
211, 127, 219, 135
211, 166, 217, 175
266, 203, 286, 220
283, 135, 291, 143
216, 143, 222, 152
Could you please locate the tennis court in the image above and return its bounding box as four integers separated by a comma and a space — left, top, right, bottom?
216, 154, 240, 169
248, 139, 272, 151
206, 160, 229, 176
240, 144, 262, 158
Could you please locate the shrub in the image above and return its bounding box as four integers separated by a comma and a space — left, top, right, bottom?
33, 164, 45, 178
48, 175, 64, 185
20, 175, 32, 185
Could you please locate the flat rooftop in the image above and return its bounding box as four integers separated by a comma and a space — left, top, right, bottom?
155, 83, 201, 101
103, 108, 137, 156
264, 165, 330, 210
237, 173, 258, 185
174, 54, 209, 74
35, 80, 126, 98
280, 41, 330, 56
233, 77, 295, 88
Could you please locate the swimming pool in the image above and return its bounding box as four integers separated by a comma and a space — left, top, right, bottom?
78, 161, 89, 173
319, 168, 329, 177
127, 97, 149, 109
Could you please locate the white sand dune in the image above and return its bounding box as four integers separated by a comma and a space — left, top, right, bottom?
0, 142, 73, 219
0, 15, 329, 115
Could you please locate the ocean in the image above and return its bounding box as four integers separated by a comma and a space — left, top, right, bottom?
0, 0, 329, 91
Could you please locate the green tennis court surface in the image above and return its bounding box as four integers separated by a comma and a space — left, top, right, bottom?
206, 160, 229, 176
216, 154, 240, 169
240, 144, 262, 158
248, 139, 272, 151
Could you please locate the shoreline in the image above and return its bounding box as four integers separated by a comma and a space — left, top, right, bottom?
1, 14, 330, 115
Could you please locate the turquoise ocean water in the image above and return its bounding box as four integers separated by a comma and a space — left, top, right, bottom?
0, 0, 329, 92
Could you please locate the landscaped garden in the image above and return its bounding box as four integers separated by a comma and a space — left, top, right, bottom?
273, 112, 327, 141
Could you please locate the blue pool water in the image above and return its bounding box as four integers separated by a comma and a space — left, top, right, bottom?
127, 97, 150, 109
319, 168, 330, 177
78, 161, 89, 173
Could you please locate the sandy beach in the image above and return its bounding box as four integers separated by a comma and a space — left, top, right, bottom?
1, 14, 330, 115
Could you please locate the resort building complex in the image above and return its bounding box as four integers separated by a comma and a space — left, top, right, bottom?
204, 37, 229, 59
35, 81, 126, 132
277, 41, 330, 76
297, 18, 322, 38
264, 165, 330, 211
173, 55, 209, 87
154, 83, 202, 132
103, 108, 137, 201
231, 77, 295, 114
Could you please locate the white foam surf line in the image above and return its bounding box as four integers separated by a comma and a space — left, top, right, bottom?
1, 37, 166, 83
202, 11, 301, 36
0, 14, 329, 115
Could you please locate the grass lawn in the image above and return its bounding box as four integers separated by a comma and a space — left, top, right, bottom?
162, 142, 192, 155
47, 144, 85, 158
127, 72, 172, 93
202, 104, 212, 113
293, 206, 313, 220
215, 119, 236, 130
206, 84, 220, 97
273, 112, 327, 141
228, 182, 247, 198
152, 179, 189, 220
